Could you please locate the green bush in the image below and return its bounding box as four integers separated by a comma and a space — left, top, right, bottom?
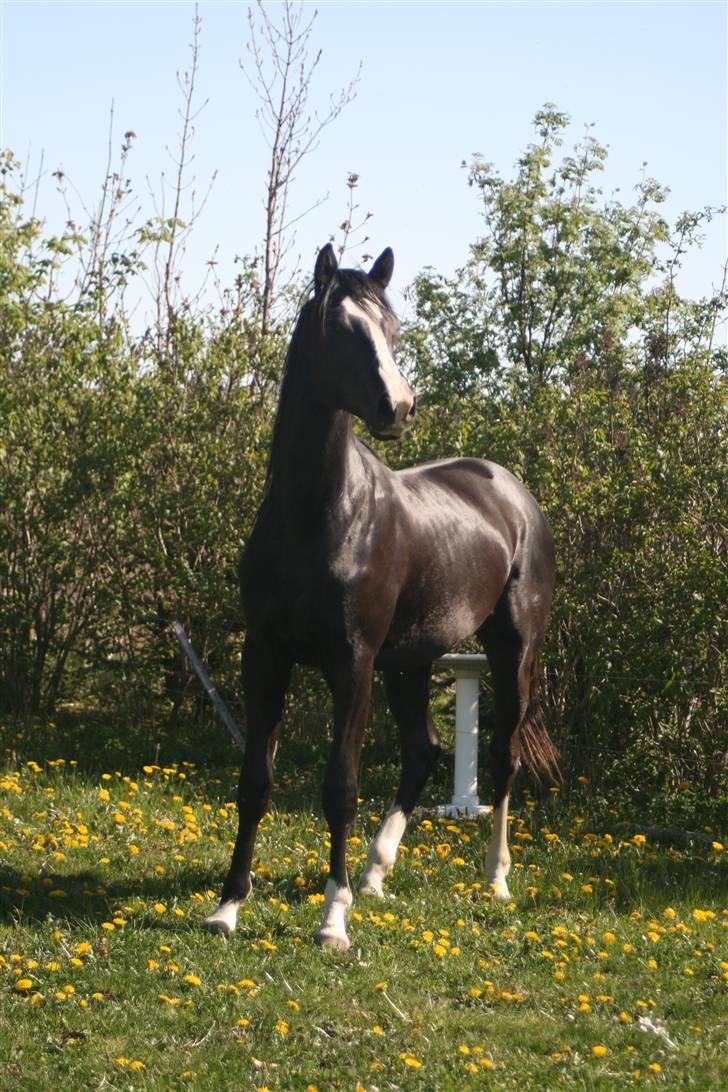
1, 104, 725, 819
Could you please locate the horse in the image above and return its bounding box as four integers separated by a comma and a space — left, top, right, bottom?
204, 244, 557, 949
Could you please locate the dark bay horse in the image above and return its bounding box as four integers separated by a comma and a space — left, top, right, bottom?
204, 244, 557, 948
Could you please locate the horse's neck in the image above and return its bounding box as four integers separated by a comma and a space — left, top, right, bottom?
265, 351, 366, 524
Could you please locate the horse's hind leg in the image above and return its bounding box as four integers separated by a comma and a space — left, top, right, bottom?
479, 579, 556, 899
360, 665, 440, 898
204, 639, 291, 935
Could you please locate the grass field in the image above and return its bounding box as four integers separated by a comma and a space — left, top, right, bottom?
1, 715, 726, 1090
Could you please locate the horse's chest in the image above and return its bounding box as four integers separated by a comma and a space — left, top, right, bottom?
241, 529, 361, 652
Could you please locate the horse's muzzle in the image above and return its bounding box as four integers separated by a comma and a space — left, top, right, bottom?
372, 393, 417, 441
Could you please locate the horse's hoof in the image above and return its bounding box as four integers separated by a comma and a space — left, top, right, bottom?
203, 900, 240, 935
489, 882, 511, 901
314, 927, 351, 951
359, 880, 385, 898
203, 916, 234, 936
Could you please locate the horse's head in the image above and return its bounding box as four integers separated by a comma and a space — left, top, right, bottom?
309, 244, 416, 441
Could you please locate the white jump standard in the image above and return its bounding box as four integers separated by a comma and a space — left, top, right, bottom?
434, 653, 490, 818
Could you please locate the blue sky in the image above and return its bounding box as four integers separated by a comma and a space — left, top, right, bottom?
2, 0, 726, 314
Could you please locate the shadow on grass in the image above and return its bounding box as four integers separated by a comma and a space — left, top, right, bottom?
0, 857, 341, 930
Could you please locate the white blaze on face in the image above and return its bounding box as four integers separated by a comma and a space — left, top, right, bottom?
360, 804, 409, 897
340, 297, 412, 413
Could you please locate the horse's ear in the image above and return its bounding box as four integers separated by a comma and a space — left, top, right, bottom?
369, 247, 394, 288
314, 243, 338, 292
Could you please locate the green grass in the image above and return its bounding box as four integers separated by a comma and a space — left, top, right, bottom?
1, 716, 726, 1091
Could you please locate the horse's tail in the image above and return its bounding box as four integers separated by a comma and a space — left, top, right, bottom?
518, 655, 560, 783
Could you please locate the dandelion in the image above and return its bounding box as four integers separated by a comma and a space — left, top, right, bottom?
275, 1019, 288, 1036
372, 1025, 384, 1036
648, 1063, 662, 1073
183, 975, 201, 987
592, 1045, 609, 1058
400, 1054, 422, 1069
15, 978, 33, 992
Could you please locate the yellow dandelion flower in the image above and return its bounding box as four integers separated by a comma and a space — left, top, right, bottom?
15, 978, 33, 992
592, 1045, 608, 1057
183, 974, 201, 987
648, 1063, 662, 1073
275, 1019, 288, 1036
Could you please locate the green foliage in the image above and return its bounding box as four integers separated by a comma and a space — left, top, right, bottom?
0, 105, 726, 812
0, 154, 281, 724
399, 108, 727, 806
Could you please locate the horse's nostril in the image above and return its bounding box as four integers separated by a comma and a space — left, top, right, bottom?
406, 396, 417, 422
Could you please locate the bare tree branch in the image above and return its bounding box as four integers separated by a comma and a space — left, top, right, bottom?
242, 0, 360, 333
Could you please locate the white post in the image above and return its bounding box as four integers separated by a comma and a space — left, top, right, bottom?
434, 654, 489, 819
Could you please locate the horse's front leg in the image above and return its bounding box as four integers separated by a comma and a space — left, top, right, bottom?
361, 665, 440, 897
204, 639, 291, 935
315, 648, 373, 951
